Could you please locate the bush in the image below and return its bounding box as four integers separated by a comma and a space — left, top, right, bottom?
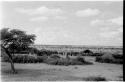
76, 56, 85, 63
92, 53, 104, 56
112, 54, 123, 59
13, 55, 37, 63
95, 56, 101, 62
2, 53, 93, 65
28, 47, 40, 55
45, 58, 81, 65
37, 49, 58, 56
44, 57, 59, 65
80, 50, 93, 56
50, 54, 61, 59
45, 56, 93, 65
95, 53, 123, 64
2, 54, 45, 63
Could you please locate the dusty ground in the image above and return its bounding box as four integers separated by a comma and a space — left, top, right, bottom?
1, 57, 123, 81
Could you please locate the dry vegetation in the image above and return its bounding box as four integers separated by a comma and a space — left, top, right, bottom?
1, 45, 123, 81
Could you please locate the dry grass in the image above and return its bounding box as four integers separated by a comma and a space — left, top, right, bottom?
1, 57, 123, 81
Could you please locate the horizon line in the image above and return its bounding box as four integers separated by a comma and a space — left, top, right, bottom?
32, 44, 123, 47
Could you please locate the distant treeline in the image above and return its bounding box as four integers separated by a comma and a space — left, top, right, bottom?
31, 45, 123, 49
2, 46, 123, 64
8, 47, 105, 57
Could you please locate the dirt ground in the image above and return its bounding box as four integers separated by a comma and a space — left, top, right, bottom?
1, 57, 123, 81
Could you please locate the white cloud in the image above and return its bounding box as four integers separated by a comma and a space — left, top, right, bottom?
91, 16, 123, 26
100, 26, 122, 38
109, 16, 123, 25
30, 16, 48, 21
55, 16, 67, 20
32, 6, 63, 16
90, 19, 105, 26
90, 16, 123, 39
100, 30, 120, 38
76, 8, 100, 17
16, 6, 65, 21
16, 6, 63, 16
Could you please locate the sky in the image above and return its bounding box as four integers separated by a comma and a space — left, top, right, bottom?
1, 1, 123, 46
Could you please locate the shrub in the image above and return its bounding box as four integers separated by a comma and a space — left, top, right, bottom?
92, 53, 104, 56
37, 49, 57, 56
2, 53, 93, 65
36, 56, 44, 62
50, 54, 61, 59
80, 49, 93, 56
2, 54, 45, 63
12, 55, 37, 63
96, 53, 123, 64
45, 56, 93, 65
29, 47, 40, 55
112, 54, 123, 59
76, 56, 85, 63
95, 56, 102, 62
44, 57, 59, 65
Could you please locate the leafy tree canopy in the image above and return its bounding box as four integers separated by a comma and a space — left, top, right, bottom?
0, 28, 36, 53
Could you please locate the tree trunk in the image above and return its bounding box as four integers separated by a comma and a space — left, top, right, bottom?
9, 56, 17, 73
1, 45, 17, 74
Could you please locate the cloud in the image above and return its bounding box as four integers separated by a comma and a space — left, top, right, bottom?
100, 29, 122, 38
55, 16, 67, 20
16, 6, 63, 16
32, 26, 74, 44
109, 16, 123, 25
91, 16, 123, 26
30, 16, 48, 21
90, 19, 105, 26
16, 6, 65, 21
76, 8, 100, 17
99, 26, 122, 38
90, 16, 123, 39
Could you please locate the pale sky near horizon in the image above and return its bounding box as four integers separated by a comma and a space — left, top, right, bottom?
1, 1, 123, 46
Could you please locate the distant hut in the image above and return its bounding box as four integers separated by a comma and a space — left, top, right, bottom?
81, 49, 93, 56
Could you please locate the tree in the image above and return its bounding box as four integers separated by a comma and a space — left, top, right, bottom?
0, 28, 36, 73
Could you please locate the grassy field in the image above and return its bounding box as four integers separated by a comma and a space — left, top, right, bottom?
1, 57, 123, 81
